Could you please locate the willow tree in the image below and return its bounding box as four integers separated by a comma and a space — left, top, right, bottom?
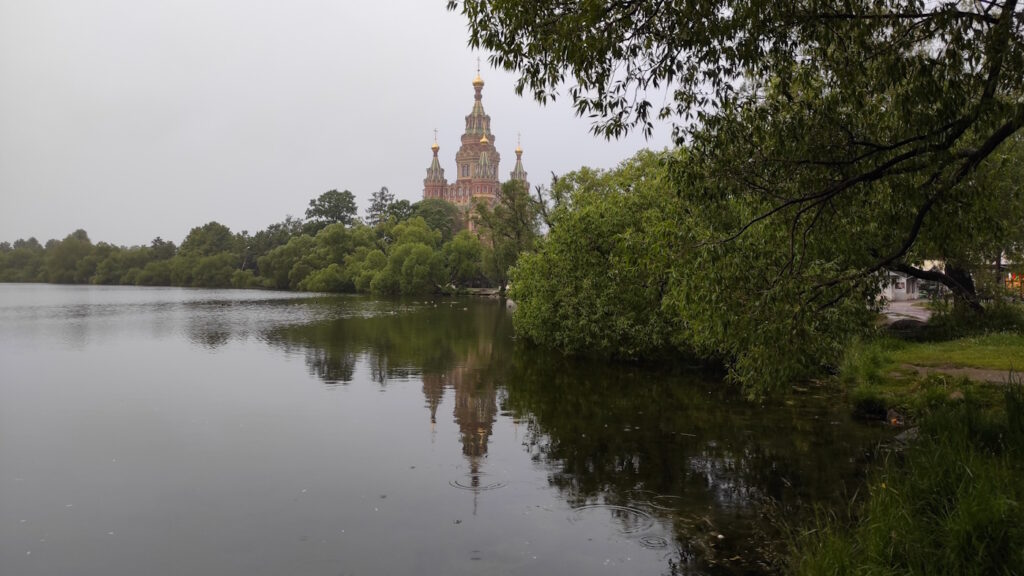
474, 180, 543, 293
452, 0, 1022, 300
451, 0, 1024, 390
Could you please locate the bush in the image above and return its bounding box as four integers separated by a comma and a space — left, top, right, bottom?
298, 264, 350, 293
923, 300, 1024, 340
838, 337, 900, 387
510, 153, 686, 360
230, 269, 262, 289
789, 384, 1024, 576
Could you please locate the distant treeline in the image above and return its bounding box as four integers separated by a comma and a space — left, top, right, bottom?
0, 185, 541, 294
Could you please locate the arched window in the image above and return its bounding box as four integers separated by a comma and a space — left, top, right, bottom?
462, 164, 469, 177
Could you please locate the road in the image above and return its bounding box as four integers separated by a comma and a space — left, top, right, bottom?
882, 300, 932, 323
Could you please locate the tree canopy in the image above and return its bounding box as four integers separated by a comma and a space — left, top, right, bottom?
305, 189, 359, 228
451, 0, 1024, 303
365, 186, 395, 227
0, 190, 522, 297
475, 180, 543, 292
451, 0, 1024, 392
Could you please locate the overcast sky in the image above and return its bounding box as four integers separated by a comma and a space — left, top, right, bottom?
1, 1, 670, 246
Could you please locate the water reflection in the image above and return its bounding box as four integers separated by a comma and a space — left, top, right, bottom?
267, 301, 509, 507
0, 286, 886, 575
264, 299, 886, 574
503, 352, 886, 573
0, 284, 329, 350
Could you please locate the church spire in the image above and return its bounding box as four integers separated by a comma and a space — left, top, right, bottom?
510, 133, 528, 185
423, 130, 447, 197
477, 133, 495, 180
426, 131, 445, 182
473, 56, 484, 89
466, 63, 491, 138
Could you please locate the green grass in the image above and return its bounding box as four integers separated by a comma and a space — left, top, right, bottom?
790, 306, 1024, 574
788, 385, 1024, 576
889, 333, 1024, 372
840, 333, 1022, 419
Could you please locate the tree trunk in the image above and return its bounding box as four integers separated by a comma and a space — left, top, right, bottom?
995, 251, 1005, 288
893, 262, 983, 313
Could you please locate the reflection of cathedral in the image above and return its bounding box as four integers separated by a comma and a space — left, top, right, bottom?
423, 68, 529, 208
422, 348, 498, 490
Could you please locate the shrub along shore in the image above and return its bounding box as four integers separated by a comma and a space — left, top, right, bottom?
786, 306, 1024, 575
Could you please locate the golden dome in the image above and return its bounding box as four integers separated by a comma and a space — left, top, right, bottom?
515, 145, 523, 154
431, 141, 439, 152
480, 133, 489, 144
472, 74, 484, 87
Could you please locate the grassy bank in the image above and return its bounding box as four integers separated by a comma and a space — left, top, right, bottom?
788, 383, 1024, 575
785, 306, 1024, 574
889, 332, 1024, 371
840, 333, 1022, 419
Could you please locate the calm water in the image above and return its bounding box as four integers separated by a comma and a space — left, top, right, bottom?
0, 284, 887, 575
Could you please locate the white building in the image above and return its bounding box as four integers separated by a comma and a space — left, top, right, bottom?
880, 271, 919, 301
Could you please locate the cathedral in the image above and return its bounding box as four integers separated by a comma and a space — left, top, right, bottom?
422, 70, 529, 208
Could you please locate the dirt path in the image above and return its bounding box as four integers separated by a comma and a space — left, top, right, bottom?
899, 363, 1017, 384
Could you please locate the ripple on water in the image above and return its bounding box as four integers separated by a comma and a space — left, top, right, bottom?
568, 504, 656, 534
448, 478, 507, 491
648, 494, 686, 511
638, 535, 670, 549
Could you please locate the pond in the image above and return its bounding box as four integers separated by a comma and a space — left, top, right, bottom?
0, 284, 888, 575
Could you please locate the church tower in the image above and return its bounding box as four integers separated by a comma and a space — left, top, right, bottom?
422, 65, 528, 224
509, 135, 529, 192
451, 70, 501, 204
423, 134, 447, 200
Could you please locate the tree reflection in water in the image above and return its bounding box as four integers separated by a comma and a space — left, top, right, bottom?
264, 298, 887, 574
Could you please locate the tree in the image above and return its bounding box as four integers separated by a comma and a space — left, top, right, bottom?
90, 243, 126, 285
306, 189, 359, 229
511, 149, 882, 393
371, 243, 444, 295
365, 186, 395, 227
43, 229, 93, 283
0, 238, 45, 282
150, 237, 176, 260
245, 216, 303, 274
258, 235, 316, 290
137, 260, 172, 286
310, 222, 376, 266
351, 249, 387, 293
386, 200, 415, 224
451, 0, 1024, 307
413, 198, 463, 243
299, 263, 350, 293
191, 253, 236, 288
452, 0, 1024, 392
906, 136, 1024, 299
179, 222, 236, 258
392, 217, 442, 249
510, 152, 685, 359
442, 230, 484, 286
474, 180, 543, 292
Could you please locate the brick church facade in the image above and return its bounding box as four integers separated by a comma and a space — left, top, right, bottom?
422, 72, 529, 210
